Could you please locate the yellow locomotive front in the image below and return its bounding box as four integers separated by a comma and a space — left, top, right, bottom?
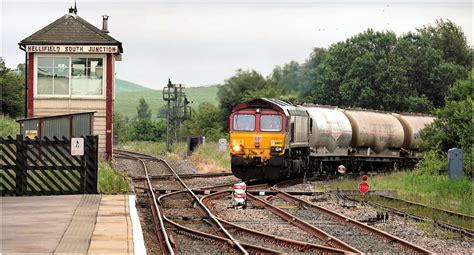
230, 105, 287, 181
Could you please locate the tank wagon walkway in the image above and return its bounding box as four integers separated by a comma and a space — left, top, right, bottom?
1, 195, 143, 254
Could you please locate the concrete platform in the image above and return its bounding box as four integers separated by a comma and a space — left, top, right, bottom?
1, 194, 144, 255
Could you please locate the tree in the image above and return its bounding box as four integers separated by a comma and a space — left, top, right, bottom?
217, 69, 268, 128
136, 97, 151, 120
129, 119, 166, 141
180, 102, 225, 142
113, 112, 129, 142
421, 71, 473, 176
270, 61, 305, 92
304, 27, 468, 111
16, 63, 26, 77
298, 48, 327, 100
1, 58, 25, 117
418, 19, 471, 67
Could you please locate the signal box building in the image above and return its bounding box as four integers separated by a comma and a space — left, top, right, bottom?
19, 7, 123, 159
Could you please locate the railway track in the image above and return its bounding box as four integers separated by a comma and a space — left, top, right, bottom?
114, 150, 174, 254
268, 188, 432, 254
202, 190, 352, 254
340, 192, 474, 238
114, 150, 436, 254
114, 150, 289, 254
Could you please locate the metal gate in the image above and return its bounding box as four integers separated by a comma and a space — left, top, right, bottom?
1, 135, 98, 196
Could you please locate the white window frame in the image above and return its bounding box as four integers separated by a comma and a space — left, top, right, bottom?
34, 54, 107, 99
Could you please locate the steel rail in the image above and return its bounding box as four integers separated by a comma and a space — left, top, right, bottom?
272, 188, 433, 254
157, 159, 249, 255
245, 193, 361, 253
131, 172, 233, 180
201, 190, 354, 254
162, 216, 280, 254
341, 194, 474, 238
114, 149, 157, 159
113, 150, 175, 254
139, 159, 176, 254
117, 149, 248, 254
378, 195, 474, 221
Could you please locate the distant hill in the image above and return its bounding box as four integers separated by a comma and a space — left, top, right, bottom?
115, 78, 152, 93
115, 84, 220, 119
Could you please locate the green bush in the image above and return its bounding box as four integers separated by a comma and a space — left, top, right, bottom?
180, 102, 226, 142
0, 116, 19, 137
421, 70, 473, 176
129, 119, 166, 142
98, 161, 129, 194
415, 150, 448, 175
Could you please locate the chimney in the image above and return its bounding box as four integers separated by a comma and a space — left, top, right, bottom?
101, 15, 110, 33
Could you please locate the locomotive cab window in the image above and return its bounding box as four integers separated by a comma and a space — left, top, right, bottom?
233, 114, 255, 131
260, 115, 282, 131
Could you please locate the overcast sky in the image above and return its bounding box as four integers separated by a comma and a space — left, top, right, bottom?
1, 1, 472, 89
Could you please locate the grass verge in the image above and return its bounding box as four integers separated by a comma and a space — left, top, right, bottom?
119, 141, 230, 173
188, 142, 230, 173
324, 171, 473, 216
120, 141, 187, 158
98, 161, 129, 194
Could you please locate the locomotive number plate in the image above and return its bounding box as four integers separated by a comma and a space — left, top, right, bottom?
271, 140, 283, 146
253, 136, 262, 142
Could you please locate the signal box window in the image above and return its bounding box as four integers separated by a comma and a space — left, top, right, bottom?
233, 114, 255, 131
261, 115, 282, 131
72, 58, 103, 95
37, 57, 69, 95
36, 56, 104, 97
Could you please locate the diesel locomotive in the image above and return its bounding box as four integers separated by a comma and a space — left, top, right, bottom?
229, 98, 434, 181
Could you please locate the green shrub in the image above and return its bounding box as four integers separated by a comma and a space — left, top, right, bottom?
0, 116, 19, 137
98, 161, 129, 194
415, 150, 448, 175
129, 119, 166, 142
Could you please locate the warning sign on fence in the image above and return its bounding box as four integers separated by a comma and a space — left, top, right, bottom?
71, 138, 84, 156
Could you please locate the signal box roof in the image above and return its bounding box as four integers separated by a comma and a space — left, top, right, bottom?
19, 11, 123, 53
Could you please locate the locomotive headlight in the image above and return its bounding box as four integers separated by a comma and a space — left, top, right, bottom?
232, 144, 245, 154
271, 146, 283, 152
232, 145, 241, 152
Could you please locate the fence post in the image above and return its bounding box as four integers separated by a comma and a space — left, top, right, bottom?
85, 136, 99, 194
15, 135, 26, 196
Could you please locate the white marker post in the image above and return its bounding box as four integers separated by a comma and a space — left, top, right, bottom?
233, 182, 247, 209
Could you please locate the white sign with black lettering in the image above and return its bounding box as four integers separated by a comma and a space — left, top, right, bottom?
71, 138, 84, 156
218, 138, 227, 152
